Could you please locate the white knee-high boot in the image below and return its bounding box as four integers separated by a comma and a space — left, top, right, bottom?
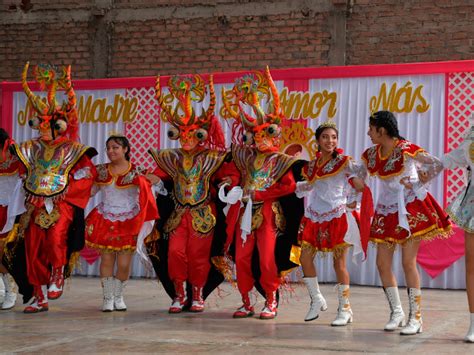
465, 313, 474, 343
114, 278, 127, 311
0, 273, 17, 310
302, 277, 327, 321
331, 284, 353, 326
400, 288, 422, 335
383, 287, 406, 331
101, 277, 115, 312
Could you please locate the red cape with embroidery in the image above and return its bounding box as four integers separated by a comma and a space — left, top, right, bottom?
362, 140, 424, 178
302, 154, 350, 182
86, 163, 159, 251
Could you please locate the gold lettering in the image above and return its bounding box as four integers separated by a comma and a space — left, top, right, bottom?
78, 96, 93, 123
280, 87, 337, 120
76, 94, 139, 124
17, 101, 37, 126
370, 81, 430, 114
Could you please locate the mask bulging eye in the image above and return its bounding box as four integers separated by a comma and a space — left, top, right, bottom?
28, 117, 41, 129
167, 126, 179, 140
266, 124, 280, 138
243, 131, 254, 145
54, 119, 67, 134
195, 128, 208, 142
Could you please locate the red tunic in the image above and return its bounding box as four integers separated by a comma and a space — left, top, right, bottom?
86, 163, 159, 252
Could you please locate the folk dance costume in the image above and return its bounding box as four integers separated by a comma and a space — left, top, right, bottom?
7, 63, 97, 313
441, 123, 474, 342
147, 74, 238, 313
295, 143, 363, 325
0, 148, 24, 310
221, 67, 303, 320
85, 161, 158, 311
361, 138, 451, 334
442, 126, 474, 234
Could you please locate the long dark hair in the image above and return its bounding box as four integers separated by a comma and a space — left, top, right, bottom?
315, 125, 339, 159
369, 111, 405, 140
106, 135, 131, 161
0, 128, 9, 147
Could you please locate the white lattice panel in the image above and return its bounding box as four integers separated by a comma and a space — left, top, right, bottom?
125, 87, 160, 170
447, 72, 474, 204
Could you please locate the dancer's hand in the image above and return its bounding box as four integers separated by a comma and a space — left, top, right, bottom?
418, 171, 429, 184
218, 176, 232, 188
350, 177, 365, 192
400, 177, 413, 189
146, 174, 161, 185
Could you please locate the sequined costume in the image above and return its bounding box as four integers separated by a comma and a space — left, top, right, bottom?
5, 63, 97, 313
147, 74, 238, 313
221, 67, 303, 319
361, 139, 451, 244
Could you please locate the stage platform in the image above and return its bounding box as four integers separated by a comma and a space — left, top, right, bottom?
0, 277, 472, 353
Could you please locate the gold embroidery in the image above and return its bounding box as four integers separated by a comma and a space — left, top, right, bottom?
254, 152, 266, 170
164, 209, 186, 234
190, 205, 216, 234
272, 201, 286, 231
35, 208, 60, 229
240, 204, 264, 231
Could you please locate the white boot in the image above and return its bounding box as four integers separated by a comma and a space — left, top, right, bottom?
303, 277, 327, 321
465, 313, 474, 343
400, 288, 423, 335
101, 277, 115, 312
114, 278, 127, 311
383, 287, 406, 331
331, 284, 353, 326
0, 273, 17, 310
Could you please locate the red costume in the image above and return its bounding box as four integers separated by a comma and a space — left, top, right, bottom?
361, 139, 451, 244
221, 67, 302, 319
0, 154, 21, 239
8, 63, 97, 313
86, 162, 158, 252
148, 74, 238, 313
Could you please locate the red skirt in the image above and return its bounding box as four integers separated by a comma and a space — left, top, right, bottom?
85, 208, 141, 252
370, 193, 452, 245
298, 213, 349, 255
0, 205, 8, 240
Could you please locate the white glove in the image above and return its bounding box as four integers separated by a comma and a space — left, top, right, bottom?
218, 184, 243, 216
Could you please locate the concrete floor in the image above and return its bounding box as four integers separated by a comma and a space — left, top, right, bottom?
0, 277, 472, 354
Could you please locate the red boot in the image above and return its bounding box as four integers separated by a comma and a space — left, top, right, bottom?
48, 266, 65, 300
260, 291, 278, 320
233, 293, 254, 318
189, 285, 205, 312
169, 281, 187, 314
24, 286, 49, 314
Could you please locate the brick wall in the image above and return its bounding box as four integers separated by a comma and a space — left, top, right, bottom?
0, 0, 472, 82
346, 0, 474, 64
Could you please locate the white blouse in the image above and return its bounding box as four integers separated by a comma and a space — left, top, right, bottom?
296, 159, 361, 223
96, 182, 140, 222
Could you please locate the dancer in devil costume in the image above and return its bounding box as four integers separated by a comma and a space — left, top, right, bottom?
146, 74, 238, 313
220, 67, 303, 320
5, 63, 97, 313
